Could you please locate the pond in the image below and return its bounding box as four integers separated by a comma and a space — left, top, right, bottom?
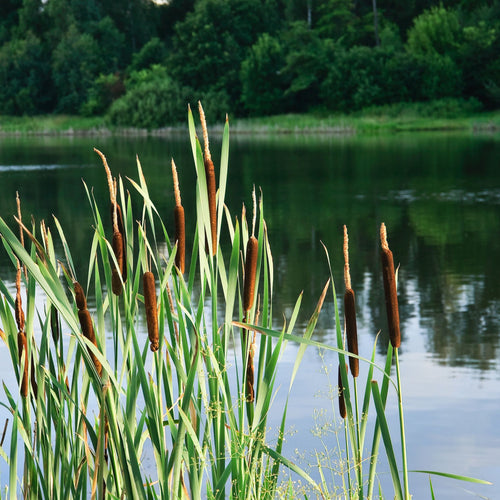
0, 130, 499, 499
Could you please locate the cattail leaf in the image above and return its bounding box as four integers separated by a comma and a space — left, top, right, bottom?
216, 115, 230, 244
411, 470, 492, 485
289, 280, 329, 391
371, 380, 403, 500
52, 215, 76, 280
359, 332, 380, 445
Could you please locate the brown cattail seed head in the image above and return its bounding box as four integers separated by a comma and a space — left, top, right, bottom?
338, 364, 348, 419
110, 202, 127, 283
78, 309, 102, 376
344, 288, 359, 377
243, 235, 258, 312
111, 230, 124, 295
74, 281, 87, 311
143, 271, 159, 352
204, 156, 217, 256
380, 223, 401, 348
17, 331, 28, 398
172, 160, 185, 273
15, 265, 25, 333
246, 349, 255, 403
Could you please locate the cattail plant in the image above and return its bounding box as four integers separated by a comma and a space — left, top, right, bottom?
243, 189, 259, 403
172, 159, 185, 274
380, 223, 401, 348
74, 281, 102, 376
199, 101, 217, 256
94, 148, 126, 295
343, 225, 359, 378
143, 269, 159, 352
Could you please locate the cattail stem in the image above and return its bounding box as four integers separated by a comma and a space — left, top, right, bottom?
172, 159, 185, 273
143, 271, 159, 352
380, 223, 401, 348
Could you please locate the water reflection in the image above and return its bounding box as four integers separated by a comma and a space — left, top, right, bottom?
0, 132, 499, 375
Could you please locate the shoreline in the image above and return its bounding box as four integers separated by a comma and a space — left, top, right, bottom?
1, 110, 499, 137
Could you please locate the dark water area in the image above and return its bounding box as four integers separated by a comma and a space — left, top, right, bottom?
0, 131, 499, 498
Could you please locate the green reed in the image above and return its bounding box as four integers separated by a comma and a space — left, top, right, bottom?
0, 106, 492, 500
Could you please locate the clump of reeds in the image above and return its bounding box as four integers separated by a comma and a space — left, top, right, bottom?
343, 225, 358, 378
199, 101, 217, 256
94, 148, 126, 295
143, 269, 159, 352
74, 280, 102, 376
380, 223, 401, 348
15, 263, 29, 398
172, 159, 185, 274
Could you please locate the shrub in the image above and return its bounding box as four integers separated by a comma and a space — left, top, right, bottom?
107, 66, 192, 128
240, 33, 290, 116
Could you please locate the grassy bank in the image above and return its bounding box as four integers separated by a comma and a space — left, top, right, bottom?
1, 103, 500, 136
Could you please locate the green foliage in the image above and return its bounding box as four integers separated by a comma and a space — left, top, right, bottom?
81, 73, 125, 117
168, 0, 281, 108
407, 5, 462, 57
0, 0, 499, 118
240, 33, 290, 116
107, 66, 192, 128
128, 37, 167, 73
51, 24, 104, 113
281, 22, 334, 111
0, 32, 53, 114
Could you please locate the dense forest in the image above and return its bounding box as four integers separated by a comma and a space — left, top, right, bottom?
1, 0, 499, 127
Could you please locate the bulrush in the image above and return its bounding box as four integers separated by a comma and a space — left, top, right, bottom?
338, 364, 348, 419
74, 281, 102, 376
94, 148, 126, 295
172, 159, 185, 274
343, 225, 359, 378
380, 223, 401, 348
243, 189, 259, 402
143, 270, 159, 352
198, 101, 217, 256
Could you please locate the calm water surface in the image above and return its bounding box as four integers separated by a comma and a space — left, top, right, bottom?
0, 131, 499, 498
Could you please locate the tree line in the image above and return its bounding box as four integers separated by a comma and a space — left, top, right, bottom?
1, 0, 499, 127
